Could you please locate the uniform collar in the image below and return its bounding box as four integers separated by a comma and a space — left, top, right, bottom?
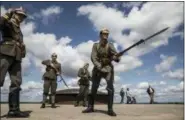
99, 39, 108, 46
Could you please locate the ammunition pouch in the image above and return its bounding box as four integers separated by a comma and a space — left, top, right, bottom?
1, 40, 26, 58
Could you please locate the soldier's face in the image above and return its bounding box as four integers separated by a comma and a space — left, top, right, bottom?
84, 64, 89, 69
13, 13, 26, 23
51, 55, 57, 61
100, 33, 109, 40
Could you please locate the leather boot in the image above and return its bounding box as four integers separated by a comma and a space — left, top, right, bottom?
40, 94, 47, 108
107, 110, 117, 116
82, 94, 94, 113
51, 96, 56, 108
74, 101, 79, 107
7, 87, 29, 118
82, 106, 94, 113
107, 87, 116, 116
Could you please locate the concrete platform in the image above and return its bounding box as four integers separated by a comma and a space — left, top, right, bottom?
0, 104, 184, 120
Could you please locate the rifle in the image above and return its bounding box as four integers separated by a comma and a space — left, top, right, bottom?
58, 75, 69, 88
49, 62, 69, 88
116, 27, 169, 57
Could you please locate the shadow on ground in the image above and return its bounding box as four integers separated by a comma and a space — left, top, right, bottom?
0, 110, 32, 118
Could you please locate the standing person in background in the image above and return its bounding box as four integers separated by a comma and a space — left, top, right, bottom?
120, 88, 125, 104
74, 63, 91, 107
40, 53, 62, 108
126, 88, 132, 104
147, 85, 155, 104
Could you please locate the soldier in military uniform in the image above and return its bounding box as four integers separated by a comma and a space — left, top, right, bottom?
74, 63, 91, 107
0, 7, 29, 118
82, 28, 120, 116
147, 85, 155, 104
40, 53, 62, 108
120, 88, 125, 104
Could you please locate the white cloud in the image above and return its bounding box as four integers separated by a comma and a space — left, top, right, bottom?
41, 6, 63, 17
29, 6, 63, 25
77, 2, 183, 57
164, 82, 184, 92
114, 55, 143, 72
137, 82, 149, 89
155, 54, 177, 72
162, 68, 184, 80
159, 81, 166, 85
122, 1, 143, 8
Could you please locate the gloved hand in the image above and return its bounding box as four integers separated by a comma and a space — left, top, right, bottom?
112, 55, 120, 62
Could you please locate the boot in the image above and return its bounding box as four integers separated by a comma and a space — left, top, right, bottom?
74, 101, 79, 107
40, 103, 45, 108
82, 101, 87, 107
82, 106, 94, 113
107, 87, 116, 116
7, 87, 29, 118
40, 94, 47, 108
107, 110, 117, 116
51, 96, 56, 108
51, 103, 56, 108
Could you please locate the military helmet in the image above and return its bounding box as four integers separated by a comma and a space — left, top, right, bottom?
100, 28, 109, 34
14, 7, 27, 17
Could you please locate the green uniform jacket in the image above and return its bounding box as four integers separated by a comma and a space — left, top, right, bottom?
91, 42, 119, 71
42, 60, 61, 80
78, 68, 90, 86
0, 12, 26, 61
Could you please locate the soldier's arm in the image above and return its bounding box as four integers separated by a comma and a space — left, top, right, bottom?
109, 43, 120, 62
0, 12, 12, 29
41, 60, 50, 66
77, 68, 83, 78
91, 43, 101, 70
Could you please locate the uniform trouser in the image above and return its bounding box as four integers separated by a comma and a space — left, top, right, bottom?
127, 96, 132, 104
149, 93, 154, 104
42, 79, 57, 104
88, 68, 114, 111
0, 54, 22, 111
76, 85, 89, 104
120, 96, 124, 103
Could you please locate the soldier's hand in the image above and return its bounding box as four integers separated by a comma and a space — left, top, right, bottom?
101, 68, 109, 73
96, 64, 102, 70
112, 55, 120, 62
56, 72, 60, 75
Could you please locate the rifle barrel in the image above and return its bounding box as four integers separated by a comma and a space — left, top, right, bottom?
118, 27, 169, 56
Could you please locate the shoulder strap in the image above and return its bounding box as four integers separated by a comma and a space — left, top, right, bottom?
96, 42, 110, 55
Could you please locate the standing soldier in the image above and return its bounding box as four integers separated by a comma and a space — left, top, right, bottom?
40, 53, 62, 108
147, 85, 155, 104
74, 63, 91, 107
82, 28, 121, 116
0, 7, 29, 118
120, 88, 125, 104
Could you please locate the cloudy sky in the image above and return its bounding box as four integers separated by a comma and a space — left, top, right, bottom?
0, 1, 184, 103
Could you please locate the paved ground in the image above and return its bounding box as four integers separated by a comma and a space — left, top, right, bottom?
0, 104, 184, 120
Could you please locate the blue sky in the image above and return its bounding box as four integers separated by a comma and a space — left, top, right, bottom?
0, 1, 184, 103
